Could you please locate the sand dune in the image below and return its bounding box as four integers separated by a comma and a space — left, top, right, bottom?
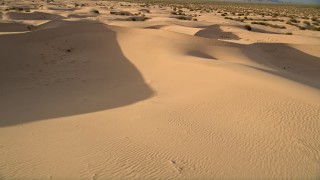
0, 0, 320, 179
0, 21, 32, 32
0, 20, 153, 126
7, 11, 65, 20
195, 25, 241, 40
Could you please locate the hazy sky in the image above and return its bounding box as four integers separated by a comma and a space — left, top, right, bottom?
282, 0, 320, 2
231, 0, 320, 3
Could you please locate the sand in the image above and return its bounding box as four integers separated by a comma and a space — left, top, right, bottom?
0, 0, 320, 179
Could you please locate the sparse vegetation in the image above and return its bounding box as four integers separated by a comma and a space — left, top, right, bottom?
139, 9, 150, 13
311, 26, 320, 31
3, 0, 318, 33
91, 9, 99, 14
312, 22, 319, 26
127, 16, 149, 21
251, 21, 286, 29
244, 25, 252, 31
303, 21, 311, 25
110, 11, 132, 16
174, 15, 192, 21
289, 18, 300, 23
221, 13, 227, 16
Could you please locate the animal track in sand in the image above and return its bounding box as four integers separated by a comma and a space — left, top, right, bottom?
169, 160, 183, 173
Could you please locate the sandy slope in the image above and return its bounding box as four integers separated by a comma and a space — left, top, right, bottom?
0, 0, 320, 179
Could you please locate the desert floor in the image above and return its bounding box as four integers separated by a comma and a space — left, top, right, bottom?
0, 0, 320, 179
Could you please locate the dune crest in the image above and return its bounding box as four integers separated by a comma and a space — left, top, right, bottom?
0, 20, 154, 126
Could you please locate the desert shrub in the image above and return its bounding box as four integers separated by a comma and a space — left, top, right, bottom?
110, 11, 132, 16
244, 25, 252, 31
251, 21, 285, 29
286, 21, 292, 25
287, 22, 308, 30
91, 9, 99, 14
251, 21, 266, 25
231, 18, 245, 22
289, 18, 299, 23
303, 21, 310, 25
139, 9, 150, 13
270, 24, 286, 29
285, 32, 292, 35
311, 26, 320, 31
127, 16, 149, 21
174, 15, 192, 20
311, 17, 317, 21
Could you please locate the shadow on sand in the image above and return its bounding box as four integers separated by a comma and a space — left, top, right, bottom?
243, 43, 320, 89
194, 25, 320, 89
0, 20, 319, 127
7, 12, 65, 20
195, 25, 241, 40
0, 21, 33, 32
0, 20, 154, 127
